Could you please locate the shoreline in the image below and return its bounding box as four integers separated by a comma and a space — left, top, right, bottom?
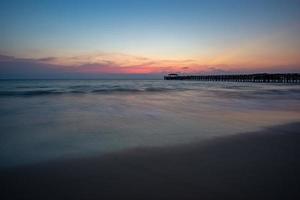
1, 122, 300, 200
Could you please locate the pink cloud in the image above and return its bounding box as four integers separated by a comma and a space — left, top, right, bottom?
1, 52, 299, 79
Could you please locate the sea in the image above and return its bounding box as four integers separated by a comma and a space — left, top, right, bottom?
1, 79, 300, 168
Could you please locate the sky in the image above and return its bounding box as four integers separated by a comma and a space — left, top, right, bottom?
0, 0, 300, 78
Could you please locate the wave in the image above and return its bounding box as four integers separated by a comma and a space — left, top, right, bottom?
0, 87, 178, 97
91, 88, 142, 93
1, 87, 300, 97
0, 90, 64, 97
1, 81, 299, 97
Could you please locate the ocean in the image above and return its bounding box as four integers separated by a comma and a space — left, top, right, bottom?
1, 79, 300, 168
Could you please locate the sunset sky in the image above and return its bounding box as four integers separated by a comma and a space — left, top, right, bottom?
1, 0, 300, 78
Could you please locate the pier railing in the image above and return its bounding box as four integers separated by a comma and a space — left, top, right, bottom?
164, 73, 300, 83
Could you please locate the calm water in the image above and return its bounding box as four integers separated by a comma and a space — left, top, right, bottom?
1, 80, 300, 168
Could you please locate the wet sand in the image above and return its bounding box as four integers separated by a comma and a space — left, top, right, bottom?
1, 122, 300, 200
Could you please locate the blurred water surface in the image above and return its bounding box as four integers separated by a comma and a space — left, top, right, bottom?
1, 80, 300, 167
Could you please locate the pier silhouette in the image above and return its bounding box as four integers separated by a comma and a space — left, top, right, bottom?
164, 73, 300, 83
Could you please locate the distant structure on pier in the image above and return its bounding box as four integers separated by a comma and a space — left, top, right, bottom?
164, 73, 300, 83
167, 73, 179, 77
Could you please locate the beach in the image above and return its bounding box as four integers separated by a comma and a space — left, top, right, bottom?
1, 122, 300, 200
2, 0, 300, 199
0, 80, 300, 199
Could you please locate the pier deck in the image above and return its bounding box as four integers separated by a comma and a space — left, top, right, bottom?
164, 73, 300, 83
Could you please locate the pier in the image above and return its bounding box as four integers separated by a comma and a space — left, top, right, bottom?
164, 73, 300, 83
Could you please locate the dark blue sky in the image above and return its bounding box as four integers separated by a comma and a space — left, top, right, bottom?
0, 0, 300, 77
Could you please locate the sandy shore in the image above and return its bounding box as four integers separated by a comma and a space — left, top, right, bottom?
1, 122, 300, 200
